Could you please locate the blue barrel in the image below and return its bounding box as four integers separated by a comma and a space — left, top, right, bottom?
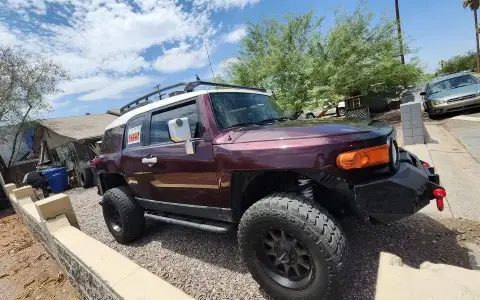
42, 167, 68, 193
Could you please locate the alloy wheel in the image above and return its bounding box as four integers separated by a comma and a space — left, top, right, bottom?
258, 228, 314, 289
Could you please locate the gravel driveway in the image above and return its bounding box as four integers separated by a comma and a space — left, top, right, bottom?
67, 187, 473, 300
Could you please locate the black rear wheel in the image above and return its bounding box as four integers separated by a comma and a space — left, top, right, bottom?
238, 193, 348, 300
80, 168, 94, 188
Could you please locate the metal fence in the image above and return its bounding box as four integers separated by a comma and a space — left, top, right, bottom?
0, 159, 38, 187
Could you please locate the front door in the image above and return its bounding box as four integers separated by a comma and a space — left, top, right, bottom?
121, 114, 149, 199
139, 99, 219, 213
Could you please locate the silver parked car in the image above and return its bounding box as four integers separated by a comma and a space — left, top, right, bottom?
421, 72, 480, 118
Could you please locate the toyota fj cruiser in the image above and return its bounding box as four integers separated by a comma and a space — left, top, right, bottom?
96, 81, 445, 300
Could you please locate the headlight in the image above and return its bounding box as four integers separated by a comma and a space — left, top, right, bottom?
336, 144, 390, 170
430, 99, 444, 106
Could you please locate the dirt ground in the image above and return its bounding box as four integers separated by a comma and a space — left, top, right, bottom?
0, 209, 81, 300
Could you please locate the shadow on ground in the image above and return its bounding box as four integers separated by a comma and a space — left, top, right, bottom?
128, 212, 470, 300
341, 213, 470, 300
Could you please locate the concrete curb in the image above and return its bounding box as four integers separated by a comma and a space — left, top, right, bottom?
5, 184, 193, 300
376, 252, 480, 300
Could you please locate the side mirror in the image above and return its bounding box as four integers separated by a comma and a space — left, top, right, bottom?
420, 91, 426, 96
168, 118, 195, 154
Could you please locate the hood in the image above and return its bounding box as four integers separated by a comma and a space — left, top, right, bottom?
214, 119, 393, 144
429, 84, 480, 102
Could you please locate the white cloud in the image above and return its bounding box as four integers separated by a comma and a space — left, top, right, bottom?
0, 25, 20, 46
51, 100, 71, 108
200, 57, 239, 80
1, 0, 215, 77
1, 0, 261, 106
79, 76, 154, 101
194, 0, 260, 10
58, 76, 112, 96
223, 26, 247, 43
6, 0, 47, 14
153, 42, 211, 73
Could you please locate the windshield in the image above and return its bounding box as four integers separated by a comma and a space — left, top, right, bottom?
209, 92, 285, 129
428, 74, 478, 95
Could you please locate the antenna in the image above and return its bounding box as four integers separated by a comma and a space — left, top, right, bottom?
204, 43, 216, 85
154, 83, 162, 100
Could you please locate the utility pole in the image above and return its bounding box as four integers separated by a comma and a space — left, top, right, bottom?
474, 9, 480, 71
395, 0, 405, 65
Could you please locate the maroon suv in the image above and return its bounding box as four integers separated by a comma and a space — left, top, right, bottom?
96, 81, 445, 300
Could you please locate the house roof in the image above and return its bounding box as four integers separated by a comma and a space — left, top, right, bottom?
39, 113, 118, 141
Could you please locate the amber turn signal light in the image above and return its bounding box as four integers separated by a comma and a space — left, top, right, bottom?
336, 144, 390, 170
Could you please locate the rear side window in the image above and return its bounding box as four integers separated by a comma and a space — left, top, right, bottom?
124, 115, 145, 148
101, 125, 125, 153
150, 101, 199, 145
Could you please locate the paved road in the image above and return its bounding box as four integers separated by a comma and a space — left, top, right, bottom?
441, 110, 480, 164
412, 87, 480, 164
411, 90, 480, 222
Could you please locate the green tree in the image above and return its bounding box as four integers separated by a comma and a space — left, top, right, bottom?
437, 51, 477, 74
0, 46, 68, 167
222, 6, 423, 112
463, 0, 480, 72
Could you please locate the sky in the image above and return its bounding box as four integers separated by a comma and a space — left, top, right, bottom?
0, 0, 476, 119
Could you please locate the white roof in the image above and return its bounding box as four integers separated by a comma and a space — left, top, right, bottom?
105, 88, 270, 130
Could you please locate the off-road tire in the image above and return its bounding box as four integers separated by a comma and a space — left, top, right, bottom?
80, 168, 94, 188
238, 193, 348, 300
305, 113, 316, 119
337, 108, 345, 117
102, 186, 144, 244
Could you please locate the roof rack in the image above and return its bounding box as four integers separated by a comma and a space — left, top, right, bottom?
119, 80, 267, 114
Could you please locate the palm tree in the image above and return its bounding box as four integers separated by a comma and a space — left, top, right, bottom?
395, 0, 405, 64
463, 0, 480, 72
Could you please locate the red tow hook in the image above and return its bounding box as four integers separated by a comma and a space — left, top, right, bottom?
433, 189, 446, 211
422, 162, 430, 167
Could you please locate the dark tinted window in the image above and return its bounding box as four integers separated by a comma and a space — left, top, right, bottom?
124, 116, 145, 148
428, 74, 478, 94
150, 101, 199, 145
210, 92, 284, 129
101, 125, 125, 153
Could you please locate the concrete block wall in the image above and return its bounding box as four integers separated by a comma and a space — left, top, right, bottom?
400, 102, 424, 145
5, 184, 193, 300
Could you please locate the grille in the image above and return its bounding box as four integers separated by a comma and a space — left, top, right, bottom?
447, 94, 477, 103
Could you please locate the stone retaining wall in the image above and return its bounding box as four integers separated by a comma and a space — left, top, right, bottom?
3, 184, 193, 300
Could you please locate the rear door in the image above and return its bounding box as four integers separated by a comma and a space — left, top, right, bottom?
120, 114, 149, 198
138, 98, 220, 217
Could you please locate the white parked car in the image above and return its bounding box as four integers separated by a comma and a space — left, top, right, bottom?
304, 101, 346, 119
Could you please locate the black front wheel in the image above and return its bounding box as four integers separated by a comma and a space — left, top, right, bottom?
238, 193, 348, 300
102, 186, 145, 244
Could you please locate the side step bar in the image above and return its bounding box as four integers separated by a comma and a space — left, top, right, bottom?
145, 213, 234, 233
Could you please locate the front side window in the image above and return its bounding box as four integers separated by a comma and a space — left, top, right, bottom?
150, 101, 199, 145
428, 74, 479, 95
125, 116, 145, 148
209, 92, 285, 129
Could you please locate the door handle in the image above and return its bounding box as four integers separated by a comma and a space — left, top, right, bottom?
142, 157, 157, 167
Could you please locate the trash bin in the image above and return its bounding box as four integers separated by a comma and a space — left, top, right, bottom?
41, 167, 68, 193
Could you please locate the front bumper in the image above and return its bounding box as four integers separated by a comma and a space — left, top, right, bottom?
353, 148, 443, 224
428, 96, 480, 115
